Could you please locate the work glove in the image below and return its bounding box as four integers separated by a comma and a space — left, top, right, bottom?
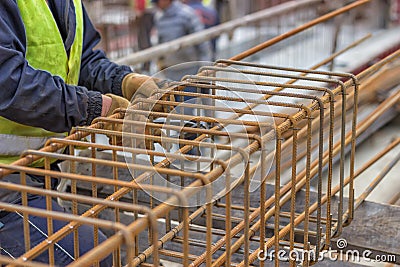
102, 94, 129, 146
105, 93, 130, 117
121, 73, 175, 113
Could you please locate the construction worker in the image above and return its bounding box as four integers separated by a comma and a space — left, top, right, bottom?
151, 0, 211, 118
183, 0, 220, 60
0, 0, 168, 265
134, 0, 156, 72
152, 0, 211, 75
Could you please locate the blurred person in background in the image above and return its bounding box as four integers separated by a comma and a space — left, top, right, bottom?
151, 0, 211, 76
183, 0, 220, 60
133, 0, 155, 72
151, 0, 211, 116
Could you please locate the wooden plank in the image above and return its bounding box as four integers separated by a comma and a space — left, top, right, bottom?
331, 200, 400, 265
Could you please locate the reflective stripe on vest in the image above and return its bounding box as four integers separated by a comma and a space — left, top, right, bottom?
0, 133, 65, 156
0, 0, 84, 165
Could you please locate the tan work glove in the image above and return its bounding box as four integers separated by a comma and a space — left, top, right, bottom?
102, 94, 129, 145
105, 93, 130, 116
121, 73, 175, 112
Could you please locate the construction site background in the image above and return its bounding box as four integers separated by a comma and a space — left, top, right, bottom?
82, 0, 400, 64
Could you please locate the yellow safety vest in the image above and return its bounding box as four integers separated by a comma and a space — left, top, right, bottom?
203, 0, 212, 7
0, 0, 83, 165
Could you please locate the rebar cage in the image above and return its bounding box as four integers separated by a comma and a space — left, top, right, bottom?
1, 1, 400, 266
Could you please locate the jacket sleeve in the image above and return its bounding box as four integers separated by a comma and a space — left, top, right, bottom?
78, 4, 132, 96
0, 1, 101, 133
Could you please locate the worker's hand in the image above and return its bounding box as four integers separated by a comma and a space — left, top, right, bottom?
101, 94, 129, 146
103, 93, 130, 117
121, 73, 175, 113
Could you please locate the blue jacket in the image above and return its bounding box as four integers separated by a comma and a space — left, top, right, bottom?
0, 0, 131, 133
